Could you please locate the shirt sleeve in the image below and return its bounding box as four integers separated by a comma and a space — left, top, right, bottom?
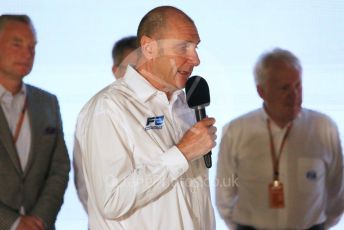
73, 136, 88, 213
216, 123, 238, 229
324, 121, 344, 228
78, 99, 189, 220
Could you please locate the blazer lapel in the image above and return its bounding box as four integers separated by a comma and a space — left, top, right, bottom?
0, 106, 23, 174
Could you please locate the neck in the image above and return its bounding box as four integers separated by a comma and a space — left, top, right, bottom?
271, 118, 290, 129
264, 106, 291, 129
0, 76, 23, 95
137, 66, 175, 101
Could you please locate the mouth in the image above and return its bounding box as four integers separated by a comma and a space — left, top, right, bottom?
285, 103, 301, 114
16, 62, 32, 68
177, 70, 191, 78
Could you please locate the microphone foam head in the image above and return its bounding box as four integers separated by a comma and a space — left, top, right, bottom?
185, 75, 210, 109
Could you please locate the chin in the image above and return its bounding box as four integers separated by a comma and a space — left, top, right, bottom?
17, 68, 32, 76
175, 79, 187, 89
289, 109, 301, 120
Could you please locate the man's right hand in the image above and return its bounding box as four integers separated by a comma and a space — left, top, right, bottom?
17, 216, 45, 230
176, 117, 217, 161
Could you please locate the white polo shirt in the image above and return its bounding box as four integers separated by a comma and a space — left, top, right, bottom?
216, 108, 344, 230
75, 66, 215, 230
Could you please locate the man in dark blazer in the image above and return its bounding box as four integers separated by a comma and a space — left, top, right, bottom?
0, 14, 70, 230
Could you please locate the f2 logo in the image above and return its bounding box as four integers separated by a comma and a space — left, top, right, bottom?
145, 115, 164, 130
146, 116, 164, 126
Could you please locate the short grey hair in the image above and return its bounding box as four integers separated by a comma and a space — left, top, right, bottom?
253, 48, 302, 86
0, 14, 35, 34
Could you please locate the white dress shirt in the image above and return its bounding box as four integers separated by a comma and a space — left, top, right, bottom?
216, 108, 344, 230
75, 66, 215, 230
73, 136, 88, 213
0, 84, 31, 171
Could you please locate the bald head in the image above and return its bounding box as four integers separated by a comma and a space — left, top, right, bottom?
135, 6, 200, 97
137, 6, 194, 45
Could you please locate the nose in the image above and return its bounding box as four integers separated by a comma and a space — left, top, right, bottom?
22, 45, 35, 61
188, 48, 200, 66
288, 84, 302, 101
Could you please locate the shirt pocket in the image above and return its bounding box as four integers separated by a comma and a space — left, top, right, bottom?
297, 158, 325, 194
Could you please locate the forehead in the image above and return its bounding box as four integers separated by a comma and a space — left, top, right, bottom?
268, 63, 301, 84
161, 16, 200, 43
0, 21, 36, 43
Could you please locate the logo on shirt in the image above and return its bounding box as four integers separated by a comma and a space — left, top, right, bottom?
306, 170, 317, 180
144, 115, 164, 131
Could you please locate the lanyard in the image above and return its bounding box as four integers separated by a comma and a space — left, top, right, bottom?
13, 97, 28, 144
266, 119, 292, 181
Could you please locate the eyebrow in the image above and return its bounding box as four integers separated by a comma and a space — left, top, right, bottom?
12, 37, 23, 42
11, 36, 37, 45
183, 39, 201, 45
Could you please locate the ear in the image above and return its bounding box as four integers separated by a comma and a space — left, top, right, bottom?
139, 35, 158, 60
256, 85, 265, 100
112, 65, 118, 79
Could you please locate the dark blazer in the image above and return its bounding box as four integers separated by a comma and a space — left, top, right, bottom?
0, 84, 70, 230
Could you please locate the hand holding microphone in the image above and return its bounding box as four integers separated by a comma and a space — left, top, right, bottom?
176, 75, 216, 168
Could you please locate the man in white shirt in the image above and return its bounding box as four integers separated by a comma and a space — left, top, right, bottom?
73, 36, 137, 214
216, 48, 344, 230
75, 6, 216, 229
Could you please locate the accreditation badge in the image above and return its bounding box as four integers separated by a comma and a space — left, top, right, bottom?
268, 180, 285, 208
